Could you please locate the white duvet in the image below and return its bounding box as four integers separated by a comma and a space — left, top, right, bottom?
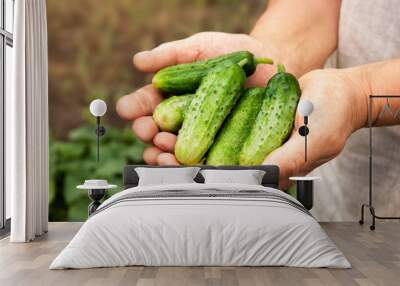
50, 183, 350, 269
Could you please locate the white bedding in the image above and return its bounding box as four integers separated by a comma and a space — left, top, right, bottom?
50, 183, 350, 269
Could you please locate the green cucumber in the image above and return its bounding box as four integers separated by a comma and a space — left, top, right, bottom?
153, 94, 194, 133
240, 64, 301, 165
175, 62, 247, 165
153, 51, 273, 94
206, 87, 265, 165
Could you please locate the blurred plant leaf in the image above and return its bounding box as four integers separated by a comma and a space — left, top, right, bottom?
49, 124, 145, 221
69, 125, 96, 143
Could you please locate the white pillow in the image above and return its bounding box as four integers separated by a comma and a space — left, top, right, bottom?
135, 167, 200, 186
200, 169, 266, 185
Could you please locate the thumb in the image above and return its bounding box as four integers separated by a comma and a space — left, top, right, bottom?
263, 133, 318, 188
133, 37, 205, 73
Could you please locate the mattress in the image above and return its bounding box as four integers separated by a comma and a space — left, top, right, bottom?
50, 183, 350, 269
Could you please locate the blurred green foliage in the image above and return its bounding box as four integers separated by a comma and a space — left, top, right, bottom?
49, 125, 146, 221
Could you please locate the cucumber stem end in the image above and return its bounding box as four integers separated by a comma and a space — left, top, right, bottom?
277, 64, 286, 73
254, 57, 274, 65
237, 58, 249, 67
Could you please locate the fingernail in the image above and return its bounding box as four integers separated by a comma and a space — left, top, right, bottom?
133, 52, 151, 68
135, 50, 149, 56
134, 51, 151, 61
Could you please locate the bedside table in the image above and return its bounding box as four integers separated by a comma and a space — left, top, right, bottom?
77, 180, 117, 216
289, 176, 321, 210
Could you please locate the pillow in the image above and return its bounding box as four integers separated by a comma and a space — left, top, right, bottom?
135, 167, 200, 186
200, 169, 266, 185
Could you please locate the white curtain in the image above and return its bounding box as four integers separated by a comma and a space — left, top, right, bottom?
8, 0, 49, 242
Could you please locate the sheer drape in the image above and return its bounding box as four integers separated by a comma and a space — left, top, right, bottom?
8, 0, 49, 242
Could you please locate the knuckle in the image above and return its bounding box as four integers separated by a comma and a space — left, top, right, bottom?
135, 90, 153, 115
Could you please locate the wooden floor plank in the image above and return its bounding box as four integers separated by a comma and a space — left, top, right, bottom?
0, 222, 399, 286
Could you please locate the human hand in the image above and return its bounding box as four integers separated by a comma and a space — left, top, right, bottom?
116, 32, 279, 165
263, 68, 368, 188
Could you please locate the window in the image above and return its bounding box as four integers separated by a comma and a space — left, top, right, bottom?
1, 0, 14, 232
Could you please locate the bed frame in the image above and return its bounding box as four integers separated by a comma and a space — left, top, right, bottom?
123, 165, 280, 189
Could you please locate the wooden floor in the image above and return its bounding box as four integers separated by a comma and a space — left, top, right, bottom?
0, 222, 399, 286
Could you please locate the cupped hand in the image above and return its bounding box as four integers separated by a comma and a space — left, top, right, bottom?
263, 68, 368, 188
117, 32, 367, 188
116, 32, 278, 165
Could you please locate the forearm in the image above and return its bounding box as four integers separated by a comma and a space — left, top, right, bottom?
250, 0, 341, 77
345, 58, 400, 129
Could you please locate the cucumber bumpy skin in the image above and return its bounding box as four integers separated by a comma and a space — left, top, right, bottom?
152, 51, 273, 94
240, 64, 301, 165
175, 62, 247, 165
206, 87, 265, 165
153, 94, 194, 133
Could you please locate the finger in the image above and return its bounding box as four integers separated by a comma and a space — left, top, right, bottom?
157, 153, 180, 166
246, 63, 277, 88
116, 85, 163, 120
143, 146, 163, 165
263, 134, 314, 183
133, 38, 204, 72
153, 132, 177, 152
280, 179, 294, 191
132, 116, 159, 143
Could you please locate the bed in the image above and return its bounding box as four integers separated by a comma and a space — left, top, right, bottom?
50, 165, 350, 269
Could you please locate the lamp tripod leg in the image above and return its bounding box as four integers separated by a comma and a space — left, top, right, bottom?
305, 132, 307, 162
96, 117, 100, 162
